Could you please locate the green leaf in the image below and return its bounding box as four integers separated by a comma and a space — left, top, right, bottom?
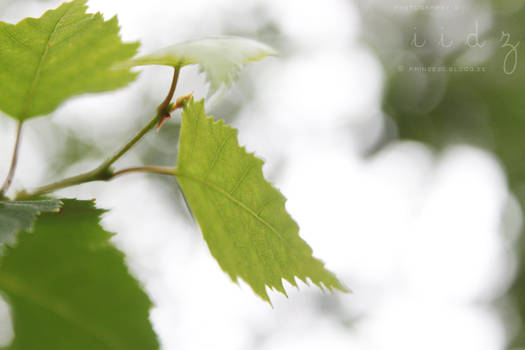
122, 36, 277, 91
0, 199, 62, 250
174, 99, 347, 302
0, 0, 139, 120
0, 199, 159, 350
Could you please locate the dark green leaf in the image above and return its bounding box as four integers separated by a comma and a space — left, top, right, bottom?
0, 199, 159, 350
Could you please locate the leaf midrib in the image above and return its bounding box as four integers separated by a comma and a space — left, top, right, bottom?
21, 3, 75, 119
175, 170, 286, 243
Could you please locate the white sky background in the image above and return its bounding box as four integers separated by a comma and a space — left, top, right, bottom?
0, 0, 518, 349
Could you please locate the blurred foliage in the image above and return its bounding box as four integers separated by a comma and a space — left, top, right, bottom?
357, 0, 525, 347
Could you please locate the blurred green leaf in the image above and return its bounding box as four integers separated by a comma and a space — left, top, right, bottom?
175, 99, 346, 303
122, 36, 276, 91
0, 199, 62, 251
0, 199, 159, 350
0, 0, 139, 120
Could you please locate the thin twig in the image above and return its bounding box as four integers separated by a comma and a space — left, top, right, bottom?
15, 166, 177, 200
157, 66, 180, 117
15, 67, 183, 200
112, 166, 176, 178
1, 121, 24, 197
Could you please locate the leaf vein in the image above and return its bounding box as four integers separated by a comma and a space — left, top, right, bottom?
21, 3, 75, 118
1, 25, 32, 51
256, 196, 280, 216
203, 130, 236, 180
176, 171, 285, 243
48, 17, 93, 49
208, 179, 277, 298
229, 161, 257, 195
